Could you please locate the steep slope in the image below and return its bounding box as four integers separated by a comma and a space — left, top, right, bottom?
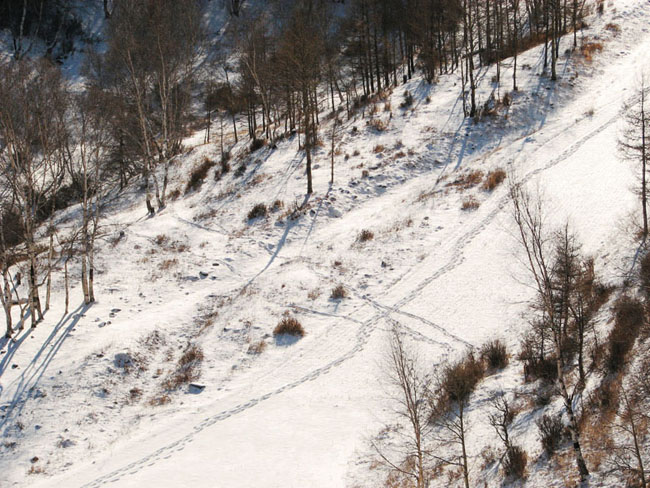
1, 0, 649, 487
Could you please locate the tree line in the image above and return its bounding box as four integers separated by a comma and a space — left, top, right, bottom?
0, 0, 596, 339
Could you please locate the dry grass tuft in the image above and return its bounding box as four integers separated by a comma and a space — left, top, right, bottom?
482, 169, 506, 191
330, 284, 348, 300
161, 344, 204, 391
461, 196, 480, 211
247, 203, 268, 221
273, 316, 305, 337
247, 340, 267, 355
185, 157, 216, 194
357, 229, 375, 242
448, 170, 484, 191
581, 41, 604, 62
369, 118, 389, 132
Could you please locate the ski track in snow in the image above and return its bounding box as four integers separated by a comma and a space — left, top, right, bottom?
80, 108, 619, 487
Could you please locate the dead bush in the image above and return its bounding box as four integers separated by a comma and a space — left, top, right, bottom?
129, 387, 142, 402
503, 445, 528, 479
155, 234, 169, 246
519, 334, 558, 383
536, 413, 565, 456
234, 163, 246, 178
439, 352, 485, 406
247, 203, 268, 221
449, 170, 484, 190
400, 90, 414, 108
168, 189, 181, 201
605, 22, 621, 33
330, 284, 348, 300
159, 258, 178, 271
606, 296, 644, 373
481, 339, 508, 370
373, 144, 386, 153
639, 252, 650, 299
461, 196, 480, 211
221, 154, 231, 173
250, 138, 266, 152
581, 41, 604, 62
273, 316, 305, 337
185, 157, 216, 194
148, 394, 171, 406
247, 340, 267, 355
482, 169, 507, 191
588, 377, 620, 414
369, 118, 389, 132
357, 229, 374, 242
162, 344, 203, 391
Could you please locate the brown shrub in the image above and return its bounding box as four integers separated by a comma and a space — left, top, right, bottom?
461, 196, 480, 211
220, 155, 231, 174
168, 189, 181, 201
481, 339, 508, 370
589, 377, 621, 414
159, 258, 178, 271
247, 340, 267, 355
606, 296, 644, 373
639, 252, 650, 299
129, 387, 142, 402
449, 170, 484, 190
155, 234, 169, 246
400, 90, 414, 108
185, 157, 216, 194
162, 344, 203, 391
439, 352, 485, 406
373, 144, 386, 153
581, 41, 604, 62
247, 203, 268, 221
482, 169, 507, 191
357, 229, 374, 242
330, 284, 348, 300
148, 394, 171, 406
536, 413, 565, 455
518, 334, 558, 383
250, 138, 266, 152
605, 22, 621, 33
369, 119, 389, 132
503, 445, 528, 479
273, 316, 305, 337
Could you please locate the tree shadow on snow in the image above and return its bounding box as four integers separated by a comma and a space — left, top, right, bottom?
0, 303, 91, 432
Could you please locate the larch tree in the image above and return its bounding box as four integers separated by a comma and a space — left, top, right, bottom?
619, 76, 650, 238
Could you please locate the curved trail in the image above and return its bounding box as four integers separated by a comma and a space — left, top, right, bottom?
81, 108, 619, 488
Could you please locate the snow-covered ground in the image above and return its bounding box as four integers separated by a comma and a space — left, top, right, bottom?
1, 0, 649, 486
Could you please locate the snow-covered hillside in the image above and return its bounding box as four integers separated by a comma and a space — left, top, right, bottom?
1, 0, 650, 487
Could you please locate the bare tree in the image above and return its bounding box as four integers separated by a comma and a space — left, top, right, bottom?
619, 75, 650, 238
509, 181, 590, 481
0, 60, 67, 328
374, 326, 431, 488
429, 352, 484, 488
100, 0, 204, 214
607, 387, 648, 488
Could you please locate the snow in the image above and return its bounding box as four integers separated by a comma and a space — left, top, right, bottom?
1, 0, 649, 486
